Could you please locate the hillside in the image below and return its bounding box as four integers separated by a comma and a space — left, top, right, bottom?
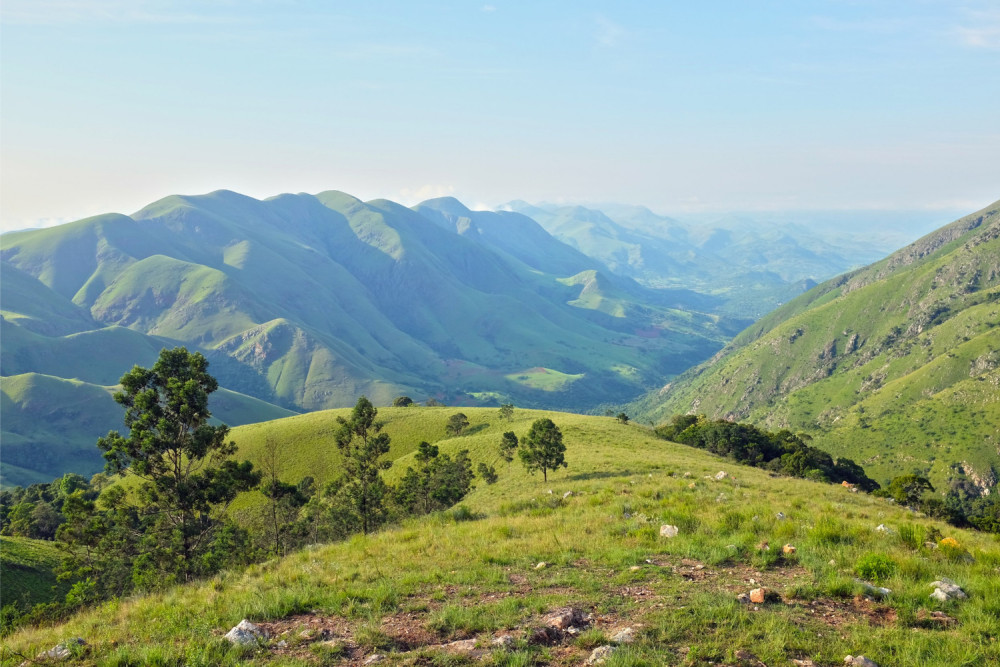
3, 408, 998, 665
1, 190, 734, 485
639, 200, 1000, 491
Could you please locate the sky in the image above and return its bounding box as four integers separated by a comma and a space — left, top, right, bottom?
1, 0, 998, 231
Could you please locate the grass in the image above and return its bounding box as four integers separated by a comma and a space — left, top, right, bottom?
503, 369, 585, 392
3, 409, 999, 666
0, 536, 69, 610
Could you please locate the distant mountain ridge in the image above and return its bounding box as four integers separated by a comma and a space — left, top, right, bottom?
636, 200, 1000, 491
1, 189, 732, 486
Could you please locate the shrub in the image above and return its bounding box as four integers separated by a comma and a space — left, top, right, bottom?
855, 553, 896, 584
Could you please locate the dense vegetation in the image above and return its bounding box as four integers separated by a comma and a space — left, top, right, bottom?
640, 200, 1000, 494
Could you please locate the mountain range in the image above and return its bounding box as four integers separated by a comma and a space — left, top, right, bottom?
1, 190, 732, 486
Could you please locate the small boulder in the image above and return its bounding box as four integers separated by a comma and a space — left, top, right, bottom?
563, 491, 573, 499
610, 627, 636, 644
736, 593, 751, 604
364, 655, 386, 665
856, 580, 891, 598
586, 645, 617, 664
782, 544, 797, 555
444, 639, 478, 652
37, 638, 86, 660
534, 561, 547, 570
225, 619, 265, 646
749, 588, 767, 604
875, 524, 890, 533
776, 512, 786, 520
492, 634, 515, 649
844, 656, 880, 667
544, 607, 584, 630
929, 577, 967, 602
715, 471, 728, 480
629, 565, 642, 571
660, 524, 679, 538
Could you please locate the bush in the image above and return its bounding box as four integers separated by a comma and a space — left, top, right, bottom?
854, 553, 896, 584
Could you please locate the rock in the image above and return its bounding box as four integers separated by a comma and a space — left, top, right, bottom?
844, 656, 880, 667
611, 627, 636, 643
929, 577, 967, 601
529, 626, 562, 644
660, 524, 679, 538
875, 524, 889, 533
749, 587, 766, 604
688, 482, 697, 489
544, 607, 584, 630
756, 541, 769, 551
492, 634, 515, 649
715, 471, 728, 480
737, 593, 751, 604
776, 512, 786, 520
364, 655, 386, 665
444, 638, 478, 652
225, 619, 265, 646
629, 565, 642, 571
563, 491, 573, 498
37, 638, 86, 660
829, 559, 837, 566
535, 561, 547, 570
683, 472, 692, 478
586, 645, 617, 664
856, 580, 891, 598
276, 640, 288, 649
792, 660, 817, 666
782, 544, 797, 555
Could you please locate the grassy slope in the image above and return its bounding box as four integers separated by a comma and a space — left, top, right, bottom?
0, 373, 297, 488
0, 536, 69, 610
4, 409, 998, 666
640, 201, 1000, 488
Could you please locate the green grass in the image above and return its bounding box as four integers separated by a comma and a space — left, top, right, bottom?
503, 369, 585, 392
0, 536, 69, 609
4, 409, 999, 666
641, 200, 1000, 490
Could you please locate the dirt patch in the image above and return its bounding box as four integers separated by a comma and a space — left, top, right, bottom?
789, 596, 897, 628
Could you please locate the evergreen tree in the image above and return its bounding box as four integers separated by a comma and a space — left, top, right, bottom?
519, 418, 567, 482
330, 396, 393, 534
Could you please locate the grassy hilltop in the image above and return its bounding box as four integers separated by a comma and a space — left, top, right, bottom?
637, 201, 1000, 491
3, 408, 998, 666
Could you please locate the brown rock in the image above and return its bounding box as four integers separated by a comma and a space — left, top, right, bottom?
749, 587, 766, 604
783, 544, 797, 554
544, 607, 584, 629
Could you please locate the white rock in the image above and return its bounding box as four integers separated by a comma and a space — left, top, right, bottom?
225, 619, 265, 646
776, 512, 786, 520
586, 645, 617, 664
929, 578, 967, 601
611, 627, 636, 644
563, 491, 573, 498
660, 524, 679, 538
364, 655, 386, 664
875, 524, 890, 533
37, 638, 86, 660
491, 635, 515, 648
444, 639, 478, 652
844, 656, 880, 667
535, 561, 547, 570
715, 471, 728, 480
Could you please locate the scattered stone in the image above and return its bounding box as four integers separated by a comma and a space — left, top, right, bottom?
929, 577, 967, 602
856, 580, 891, 598
225, 619, 265, 646
683, 471, 692, 478
829, 559, 837, 566
749, 587, 767, 604
36, 638, 86, 661
299, 629, 317, 640
548, 489, 553, 494
544, 607, 584, 630
563, 491, 573, 499
364, 655, 386, 665
783, 544, 797, 555
844, 656, 880, 667
792, 660, 817, 666
444, 638, 479, 652
535, 561, 547, 570
529, 626, 562, 645
629, 565, 642, 571
737, 593, 751, 604
492, 634, 515, 649
610, 627, 636, 644
715, 471, 728, 480
660, 524, 679, 538
275, 640, 288, 649
776, 512, 786, 520
586, 645, 617, 664
875, 524, 890, 533
688, 482, 697, 489
756, 541, 769, 551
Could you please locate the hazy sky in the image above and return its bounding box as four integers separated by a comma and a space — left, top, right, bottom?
2, 0, 998, 231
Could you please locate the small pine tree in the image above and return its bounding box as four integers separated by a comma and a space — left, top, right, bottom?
331, 396, 393, 534
518, 418, 567, 482
499, 431, 519, 471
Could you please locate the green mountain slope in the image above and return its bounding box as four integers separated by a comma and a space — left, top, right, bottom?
639, 201, 1000, 490
5, 408, 999, 666
2, 189, 735, 484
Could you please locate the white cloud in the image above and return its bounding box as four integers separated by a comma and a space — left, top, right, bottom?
595, 15, 625, 47
481, 5, 496, 13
